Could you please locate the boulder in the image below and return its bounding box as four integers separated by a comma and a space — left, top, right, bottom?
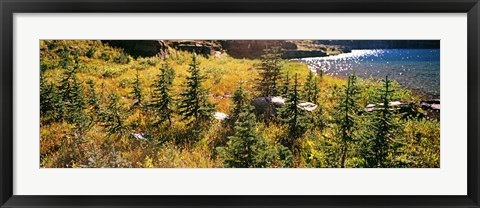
251, 96, 285, 117
365, 101, 409, 112
130, 132, 151, 141
252, 96, 319, 117
213, 112, 229, 120
420, 99, 440, 110
297, 102, 318, 112
420, 99, 440, 120
363, 100, 442, 120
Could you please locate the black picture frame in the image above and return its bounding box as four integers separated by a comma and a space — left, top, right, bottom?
1, 0, 479, 207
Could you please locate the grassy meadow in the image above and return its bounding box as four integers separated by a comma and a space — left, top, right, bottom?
40, 40, 440, 168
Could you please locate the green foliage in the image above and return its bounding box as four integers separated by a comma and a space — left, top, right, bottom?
178, 53, 215, 127
85, 79, 102, 123
399, 118, 440, 167
302, 70, 319, 103
114, 52, 131, 64
279, 73, 290, 97
279, 73, 308, 149
362, 76, 402, 168
40, 74, 59, 123
333, 73, 361, 167
130, 69, 144, 110
99, 66, 128, 78
218, 103, 270, 168
56, 61, 87, 124
255, 46, 283, 97
99, 93, 128, 137
150, 63, 175, 126
86, 46, 96, 58
137, 56, 159, 68
227, 83, 250, 128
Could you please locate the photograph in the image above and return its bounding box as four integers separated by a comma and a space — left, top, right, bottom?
39, 39, 440, 168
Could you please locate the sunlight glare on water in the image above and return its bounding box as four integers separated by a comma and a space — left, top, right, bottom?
295, 49, 440, 97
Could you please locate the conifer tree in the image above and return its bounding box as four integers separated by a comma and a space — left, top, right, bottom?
100, 93, 128, 137
279, 73, 290, 98
85, 79, 102, 127
315, 104, 327, 131
220, 103, 268, 168
150, 63, 175, 126
255, 46, 283, 97
363, 76, 400, 167
178, 53, 215, 127
227, 83, 249, 127
130, 69, 143, 110
56, 57, 87, 124
86, 79, 101, 115
312, 76, 320, 103
279, 73, 307, 148
334, 72, 360, 168
40, 74, 59, 122
302, 70, 318, 103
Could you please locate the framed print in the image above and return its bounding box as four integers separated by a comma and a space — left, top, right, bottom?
1, 0, 479, 207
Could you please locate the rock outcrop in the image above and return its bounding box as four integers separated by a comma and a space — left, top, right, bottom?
281, 50, 327, 59
420, 99, 440, 120
102, 40, 168, 58
251, 96, 319, 117
364, 100, 440, 120
314, 40, 440, 49
219, 40, 297, 59
170, 41, 221, 57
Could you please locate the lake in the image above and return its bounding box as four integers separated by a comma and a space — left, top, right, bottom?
295, 49, 440, 98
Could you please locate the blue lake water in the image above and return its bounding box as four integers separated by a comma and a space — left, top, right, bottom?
296, 49, 440, 97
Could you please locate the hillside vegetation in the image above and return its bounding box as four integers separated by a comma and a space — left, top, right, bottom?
40, 40, 439, 168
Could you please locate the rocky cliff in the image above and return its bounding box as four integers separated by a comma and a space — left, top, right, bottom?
314, 40, 440, 49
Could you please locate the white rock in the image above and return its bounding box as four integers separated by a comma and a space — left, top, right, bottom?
214, 112, 229, 120
389, 101, 402, 106
297, 102, 318, 112
271, 96, 285, 105
130, 133, 147, 140
431, 104, 440, 110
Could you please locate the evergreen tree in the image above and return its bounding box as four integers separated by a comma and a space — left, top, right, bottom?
302, 70, 318, 103
86, 79, 101, 114
178, 53, 215, 127
130, 69, 144, 110
279, 72, 290, 97
40, 74, 59, 122
227, 83, 249, 127
315, 104, 328, 131
85, 79, 102, 127
56, 58, 87, 124
279, 73, 307, 149
150, 63, 175, 126
363, 76, 400, 167
312, 76, 320, 104
100, 93, 128, 137
334, 73, 360, 168
255, 46, 283, 97
220, 103, 268, 168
